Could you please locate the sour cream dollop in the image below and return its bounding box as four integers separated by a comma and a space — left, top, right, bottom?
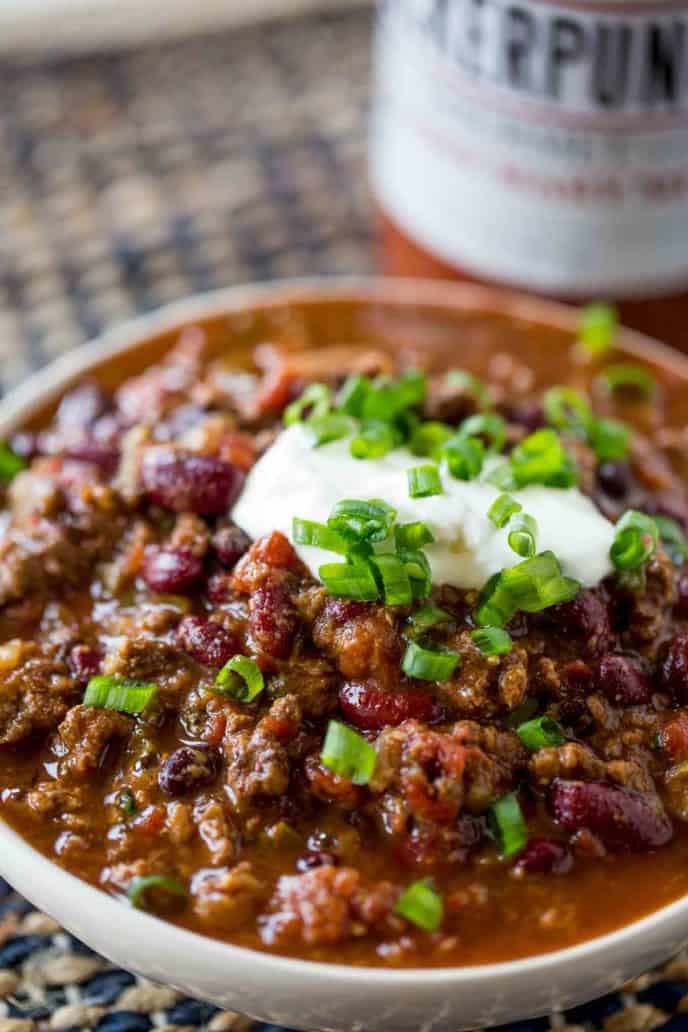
232, 424, 615, 590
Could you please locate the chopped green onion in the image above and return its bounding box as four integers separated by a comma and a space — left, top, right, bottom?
475, 551, 580, 627
319, 559, 380, 601
610, 510, 658, 571
350, 419, 397, 460
654, 515, 688, 567
361, 370, 426, 422
510, 429, 578, 489
370, 553, 413, 606
579, 302, 617, 356
446, 369, 490, 409
395, 521, 435, 549
215, 655, 265, 703
394, 879, 444, 932
118, 789, 137, 816
305, 412, 354, 447
517, 715, 565, 751
338, 374, 372, 417
507, 512, 538, 558
0, 442, 26, 482
443, 436, 484, 481
503, 696, 540, 729
408, 464, 443, 498
328, 498, 396, 544
588, 417, 630, 462
402, 640, 460, 681
284, 382, 332, 426
321, 720, 376, 785
293, 517, 348, 554
543, 386, 592, 436
488, 493, 522, 529
84, 676, 157, 715
410, 421, 453, 460
459, 413, 507, 456
471, 626, 512, 656
408, 605, 452, 637
599, 363, 656, 400
488, 793, 527, 858
398, 548, 432, 599
486, 462, 516, 491
127, 875, 188, 911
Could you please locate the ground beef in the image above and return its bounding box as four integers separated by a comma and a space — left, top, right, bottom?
56, 704, 132, 780
0, 642, 77, 745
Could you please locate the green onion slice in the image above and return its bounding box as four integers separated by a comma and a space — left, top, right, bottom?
370, 553, 413, 606
610, 510, 658, 571
654, 515, 688, 567
338, 374, 372, 417
486, 462, 517, 491
360, 370, 426, 422
306, 412, 354, 447
321, 720, 377, 785
395, 521, 435, 549
408, 604, 452, 637
284, 382, 332, 426
579, 302, 617, 356
84, 676, 157, 715
127, 875, 188, 911
588, 417, 630, 462
517, 715, 565, 751
599, 363, 656, 399
394, 879, 444, 932
543, 386, 592, 435
443, 436, 485, 481
402, 640, 460, 681
350, 419, 398, 460
507, 512, 538, 558
292, 517, 348, 554
398, 548, 432, 600
488, 493, 522, 529
215, 655, 265, 703
319, 559, 380, 601
475, 551, 580, 627
446, 369, 490, 409
328, 498, 396, 544
459, 412, 507, 456
410, 421, 453, 460
118, 789, 137, 816
471, 626, 513, 656
510, 429, 578, 489
0, 442, 26, 482
407, 464, 443, 498
488, 793, 527, 858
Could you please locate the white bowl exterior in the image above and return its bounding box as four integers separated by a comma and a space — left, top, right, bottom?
1, 278, 688, 1031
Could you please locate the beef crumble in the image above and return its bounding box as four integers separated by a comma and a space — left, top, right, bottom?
2, 300, 688, 968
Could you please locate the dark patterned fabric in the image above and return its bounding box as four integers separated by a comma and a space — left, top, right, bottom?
0, 8, 686, 1031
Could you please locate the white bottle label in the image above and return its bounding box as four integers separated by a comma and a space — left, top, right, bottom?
370, 0, 688, 296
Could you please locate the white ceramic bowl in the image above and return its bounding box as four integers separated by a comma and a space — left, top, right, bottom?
2, 278, 688, 1032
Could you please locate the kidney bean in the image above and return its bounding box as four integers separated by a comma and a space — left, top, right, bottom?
510, 400, 545, 432
596, 654, 652, 707
176, 616, 238, 668
57, 381, 109, 430
339, 682, 434, 731
68, 644, 102, 682
141, 448, 244, 515
514, 837, 572, 875
249, 580, 299, 659
658, 632, 688, 706
675, 576, 688, 619
596, 461, 632, 500
141, 548, 204, 594
549, 779, 673, 850
545, 589, 612, 657
321, 598, 370, 628
158, 745, 220, 796
62, 439, 120, 474
212, 523, 251, 568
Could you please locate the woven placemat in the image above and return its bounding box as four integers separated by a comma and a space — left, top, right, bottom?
1, 8, 688, 1032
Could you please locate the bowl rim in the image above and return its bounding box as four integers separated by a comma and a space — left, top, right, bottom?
2, 273, 688, 983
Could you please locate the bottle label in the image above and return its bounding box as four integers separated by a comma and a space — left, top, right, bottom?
370, 0, 688, 296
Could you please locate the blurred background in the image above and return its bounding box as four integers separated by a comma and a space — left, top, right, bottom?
0, 0, 373, 392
